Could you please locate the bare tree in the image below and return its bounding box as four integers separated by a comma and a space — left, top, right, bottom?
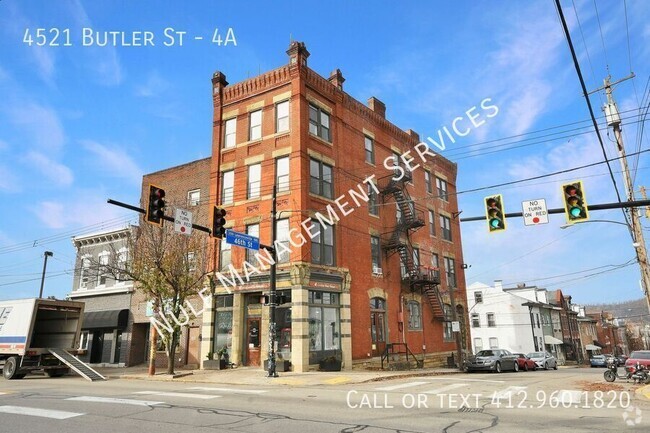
83, 210, 211, 374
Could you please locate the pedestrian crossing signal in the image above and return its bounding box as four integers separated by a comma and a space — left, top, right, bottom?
484, 194, 506, 233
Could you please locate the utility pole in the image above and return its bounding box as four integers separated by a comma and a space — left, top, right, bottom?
39, 251, 53, 298
599, 74, 650, 316
267, 185, 278, 378
448, 284, 464, 371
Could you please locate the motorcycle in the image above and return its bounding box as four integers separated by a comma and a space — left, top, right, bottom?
604, 360, 650, 384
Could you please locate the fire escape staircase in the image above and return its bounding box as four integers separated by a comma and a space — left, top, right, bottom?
380, 175, 445, 320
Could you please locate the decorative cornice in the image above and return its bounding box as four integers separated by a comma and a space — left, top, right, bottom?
223, 66, 292, 103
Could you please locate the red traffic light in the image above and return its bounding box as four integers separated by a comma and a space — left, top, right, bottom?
212, 206, 227, 238
146, 184, 166, 226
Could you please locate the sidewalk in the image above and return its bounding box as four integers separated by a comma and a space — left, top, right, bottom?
94, 365, 464, 387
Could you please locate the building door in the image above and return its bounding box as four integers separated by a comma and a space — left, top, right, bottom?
187, 326, 201, 367
370, 297, 386, 357
90, 332, 104, 363
245, 318, 261, 366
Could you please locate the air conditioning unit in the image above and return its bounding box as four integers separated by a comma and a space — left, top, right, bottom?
372, 266, 383, 275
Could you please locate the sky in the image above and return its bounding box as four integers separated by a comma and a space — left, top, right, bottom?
0, 0, 649, 308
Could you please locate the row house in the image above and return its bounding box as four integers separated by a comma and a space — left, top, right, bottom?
549, 289, 582, 362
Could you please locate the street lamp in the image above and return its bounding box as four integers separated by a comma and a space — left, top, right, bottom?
39, 251, 53, 298
559, 219, 631, 229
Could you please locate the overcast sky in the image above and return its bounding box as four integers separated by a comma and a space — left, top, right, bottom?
0, 0, 648, 306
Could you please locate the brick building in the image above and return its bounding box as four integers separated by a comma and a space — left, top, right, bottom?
194, 41, 470, 372
134, 157, 212, 369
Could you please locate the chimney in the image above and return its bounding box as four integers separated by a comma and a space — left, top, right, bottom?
405, 129, 420, 142
328, 69, 345, 90
211, 71, 228, 95
286, 41, 310, 69
367, 97, 386, 118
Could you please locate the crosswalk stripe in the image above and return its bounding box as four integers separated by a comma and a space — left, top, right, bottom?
551, 390, 582, 404
491, 386, 527, 400
375, 381, 429, 391
186, 387, 267, 394
133, 391, 220, 400
422, 383, 468, 394
66, 396, 165, 406
0, 405, 84, 419
422, 377, 505, 383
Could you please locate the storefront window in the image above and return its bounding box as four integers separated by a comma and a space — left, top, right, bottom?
308, 290, 340, 363
214, 295, 233, 356
275, 290, 292, 361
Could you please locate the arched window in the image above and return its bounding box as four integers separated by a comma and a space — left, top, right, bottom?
370, 297, 386, 356
443, 304, 454, 341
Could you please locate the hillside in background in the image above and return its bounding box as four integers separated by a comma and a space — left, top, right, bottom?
586, 298, 650, 323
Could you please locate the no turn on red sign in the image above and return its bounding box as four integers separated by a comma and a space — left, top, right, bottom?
522, 199, 549, 226
174, 208, 193, 235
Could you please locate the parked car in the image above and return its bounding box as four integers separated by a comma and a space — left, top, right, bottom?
615, 355, 629, 366
513, 353, 537, 371
526, 351, 558, 370
624, 350, 650, 373
465, 349, 519, 373
589, 355, 608, 368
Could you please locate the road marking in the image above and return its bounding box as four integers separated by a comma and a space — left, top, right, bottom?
421, 377, 505, 383
491, 386, 527, 400
375, 381, 429, 391
422, 383, 468, 394
187, 387, 267, 394
134, 391, 220, 400
0, 405, 84, 419
66, 396, 165, 406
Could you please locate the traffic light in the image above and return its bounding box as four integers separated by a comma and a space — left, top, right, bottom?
212, 206, 227, 238
561, 181, 589, 223
146, 185, 166, 226
484, 194, 506, 232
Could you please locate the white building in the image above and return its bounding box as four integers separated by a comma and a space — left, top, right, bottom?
466, 281, 548, 354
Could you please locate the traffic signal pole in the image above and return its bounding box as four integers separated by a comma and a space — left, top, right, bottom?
267, 185, 279, 378
600, 75, 650, 316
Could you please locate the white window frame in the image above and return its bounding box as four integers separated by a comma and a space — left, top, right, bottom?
79, 255, 91, 289
489, 337, 499, 349
222, 170, 234, 204
407, 301, 422, 330
79, 330, 90, 350
276, 157, 290, 193
247, 163, 261, 199
97, 251, 110, 287
187, 189, 200, 206
364, 136, 374, 164
116, 247, 128, 284
276, 100, 289, 133
436, 177, 448, 201
249, 109, 262, 141
224, 117, 236, 149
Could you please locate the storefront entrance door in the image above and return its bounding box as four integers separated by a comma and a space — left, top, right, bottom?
245, 318, 261, 366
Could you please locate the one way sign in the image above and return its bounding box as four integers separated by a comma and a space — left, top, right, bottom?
522, 199, 548, 226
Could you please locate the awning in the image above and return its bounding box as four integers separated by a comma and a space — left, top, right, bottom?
585, 344, 601, 351
593, 341, 604, 348
544, 335, 564, 345
82, 309, 129, 330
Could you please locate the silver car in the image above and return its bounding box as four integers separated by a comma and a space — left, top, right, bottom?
465, 349, 519, 373
527, 351, 558, 370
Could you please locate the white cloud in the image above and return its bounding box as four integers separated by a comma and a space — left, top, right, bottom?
32, 193, 131, 230
36, 201, 67, 229
8, 102, 65, 152
23, 151, 74, 187
66, 0, 124, 86
80, 140, 143, 185
135, 71, 170, 97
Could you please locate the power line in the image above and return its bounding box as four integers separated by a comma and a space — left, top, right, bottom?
554, 0, 626, 226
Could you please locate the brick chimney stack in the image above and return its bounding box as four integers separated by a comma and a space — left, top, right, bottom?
367, 97, 386, 118
328, 69, 345, 90
286, 41, 310, 70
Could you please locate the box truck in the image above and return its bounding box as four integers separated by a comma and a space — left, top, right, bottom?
0, 298, 104, 381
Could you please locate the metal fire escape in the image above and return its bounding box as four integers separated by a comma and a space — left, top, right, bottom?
380, 171, 445, 319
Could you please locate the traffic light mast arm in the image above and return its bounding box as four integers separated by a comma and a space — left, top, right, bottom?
107, 199, 213, 234
459, 199, 650, 222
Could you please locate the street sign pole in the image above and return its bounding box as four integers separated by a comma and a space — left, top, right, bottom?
267, 185, 278, 378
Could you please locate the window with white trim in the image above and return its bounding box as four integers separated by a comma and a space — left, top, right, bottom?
79, 256, 90, 289
440, 215, 452, 241
370, 236, 381, 272
249, 109, 262, 141
247, 163, 261, 199
444, 256, 456, 287
364, 136, 374, 164
246, 224, 259, 263
276, 100, 289, 133
224, 118, 236, 149
309, 158, 333, 199
276, 219, 290, 264
97, 251, 109, 286
489, 337, 499, 349
487, 312, 496, 327
474, 337, 483, 352
311, 221, 335, 266
116, 248, 128, 283
471, 313, 480, 328
222, 170, 234, 204
407, 301, 422, 330
187, 189, 200, 206
425, 171, 432, 194
428, 210, 436, 236
436, 177, 448, 201
276, 157, 290, 193
219, 239, 232, 271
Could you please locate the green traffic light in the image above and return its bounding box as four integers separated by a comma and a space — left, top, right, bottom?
490, 218, 501, 229
570, 206, 582, 218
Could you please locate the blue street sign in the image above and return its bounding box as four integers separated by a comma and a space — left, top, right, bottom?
225, 230, 260, 251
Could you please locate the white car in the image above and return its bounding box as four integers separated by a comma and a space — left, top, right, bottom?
526, 351, 558, 370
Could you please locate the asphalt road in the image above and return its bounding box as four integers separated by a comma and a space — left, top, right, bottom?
0, 367, 648, 432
